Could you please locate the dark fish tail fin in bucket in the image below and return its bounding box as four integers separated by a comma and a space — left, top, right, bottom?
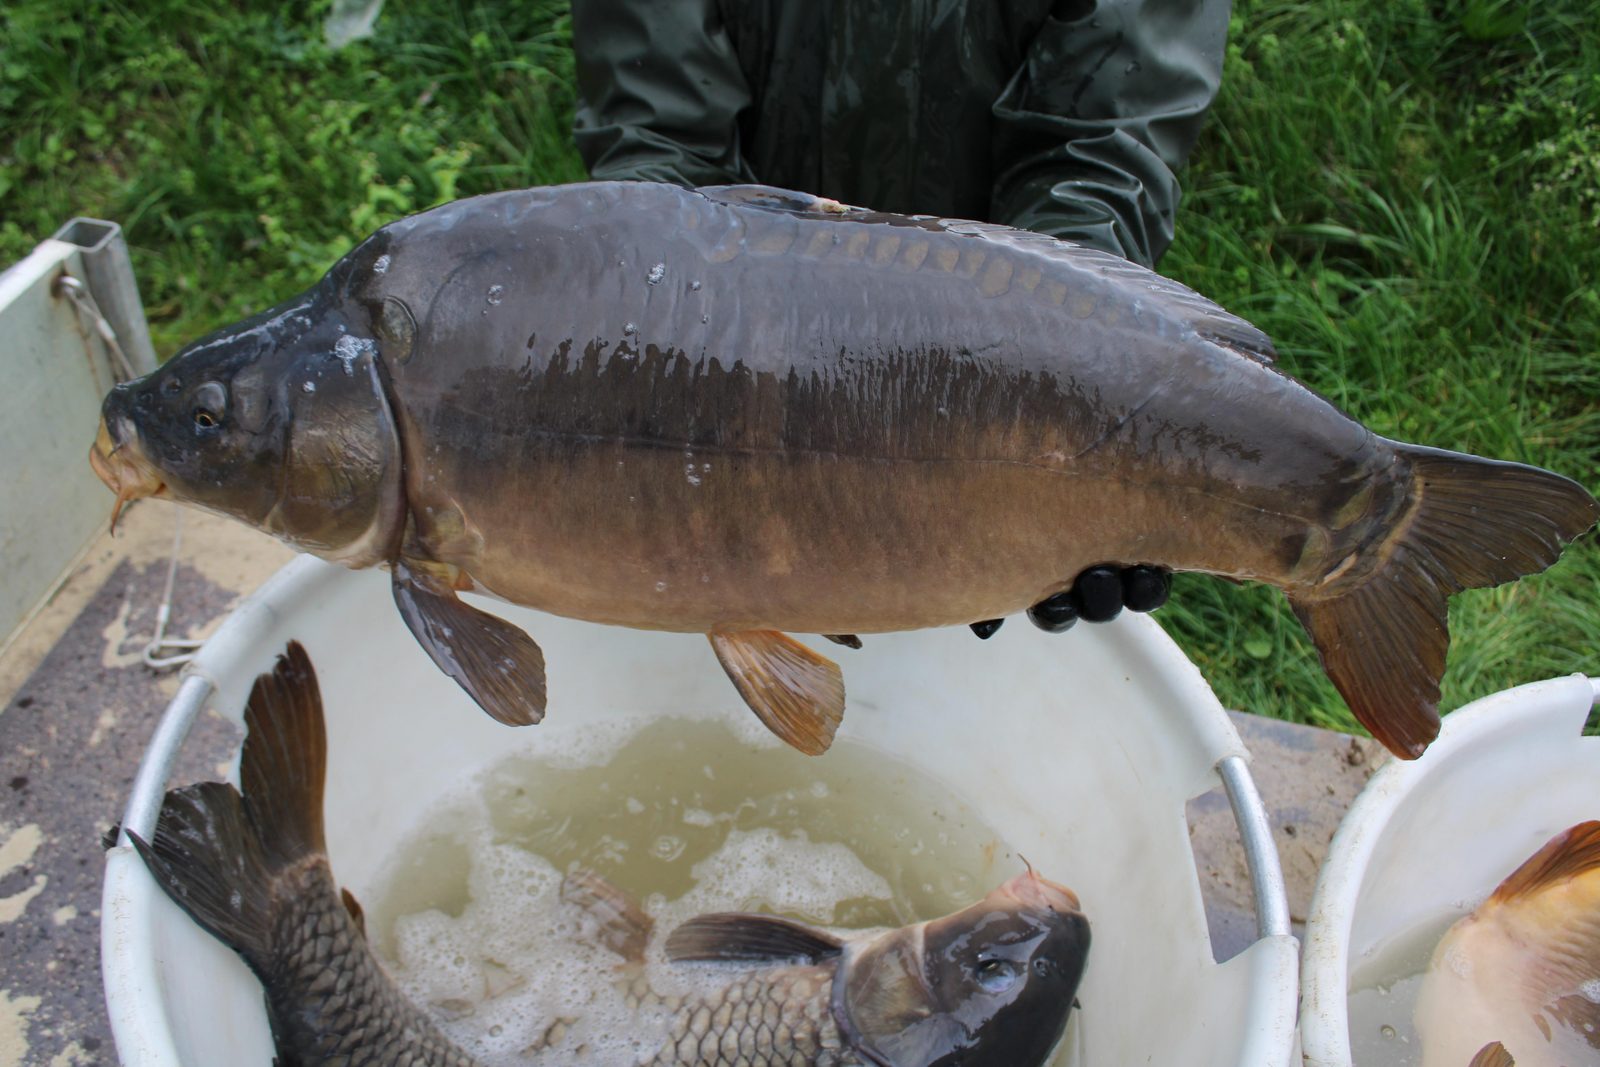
1290, 444, 1598, 759
129, 641, 328, 971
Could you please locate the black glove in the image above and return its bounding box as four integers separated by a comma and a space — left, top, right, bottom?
969, 565, 1173, 639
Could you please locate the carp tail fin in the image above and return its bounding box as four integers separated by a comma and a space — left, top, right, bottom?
1290, 444, 1596, 759
129, 641, 330, 970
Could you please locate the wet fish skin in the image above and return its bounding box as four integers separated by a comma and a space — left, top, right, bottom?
1413, 821, 1600, 1067
130, 644, 477, 1067
90, 182, 1599, 759
578, 865, 1090, 1067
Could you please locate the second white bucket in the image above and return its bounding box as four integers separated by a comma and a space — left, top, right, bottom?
1300, 673, 1600, 1066
103, 555, 1298, 1065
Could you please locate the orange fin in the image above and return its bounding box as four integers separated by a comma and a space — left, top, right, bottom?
708, 631, 845, 755
1467, 1042, 1514, 1067
665, 913, 844, 964
1291, 444, 1597, 759
560, 869, 655, 964
1489, 821, 1600, 906
391, 559, 547, 727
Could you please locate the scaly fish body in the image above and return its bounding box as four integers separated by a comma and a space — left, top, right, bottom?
135, 644, 1090, 1067
92, 183, 1598, 757
379, 184, 1371, 633
1414, 821, 1600, 1067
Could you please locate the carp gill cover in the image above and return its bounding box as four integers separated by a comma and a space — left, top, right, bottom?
90, 182, 1598, 759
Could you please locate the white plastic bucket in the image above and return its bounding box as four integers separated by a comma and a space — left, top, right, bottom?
1299, 674, 1600, 1066
103, 555, 1298, 1065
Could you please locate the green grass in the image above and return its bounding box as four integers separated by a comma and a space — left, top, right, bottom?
1156, 0, 1600, 730
2, 0, 1595, 736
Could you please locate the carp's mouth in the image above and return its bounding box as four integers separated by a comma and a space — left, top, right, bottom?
89, 417, 167, 532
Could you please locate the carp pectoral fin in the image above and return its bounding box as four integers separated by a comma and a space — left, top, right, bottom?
560, 869, 654, 964
1468, 1042, 1514, 1067
664, 913, 844, 965
1292, 443, 1599, 760
707, 631, 845, 756
391, 560, 547, 727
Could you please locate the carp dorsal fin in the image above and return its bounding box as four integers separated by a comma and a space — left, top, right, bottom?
390, 558, 546, 727
1488, 821, 1600, 906
1468, 1041, 1515, 1067
697, 185, 861, 217
665, 913, 845, 965
707, 631, 845, 755
561, 869, 655, 964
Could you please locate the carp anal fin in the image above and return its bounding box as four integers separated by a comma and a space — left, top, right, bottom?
341, 887, 367, 939
1289, 444, 1598, 759
665, 913, 845, 965
1468, 1042, 1515, 1067
708, 631, 845, 755
561, 868, 655, 964
391, 559, 547, 727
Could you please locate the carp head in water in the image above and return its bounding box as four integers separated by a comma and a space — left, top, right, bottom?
838, 868, 1090, 1065
89, 263, 404, 566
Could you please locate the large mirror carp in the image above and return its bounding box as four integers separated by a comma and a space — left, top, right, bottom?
90, 182, 1598, 759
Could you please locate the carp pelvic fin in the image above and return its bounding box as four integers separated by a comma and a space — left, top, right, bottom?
391, 559, 547, 727
1290, 443, 1598, 759
707, 631, 845, 756
1468, 1042, 1514, 1067
664, 913, 845, 965
560, 869, 655, 964
128, 642, 328, 971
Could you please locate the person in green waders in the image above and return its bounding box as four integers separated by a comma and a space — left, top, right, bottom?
570, 0, 1231, 637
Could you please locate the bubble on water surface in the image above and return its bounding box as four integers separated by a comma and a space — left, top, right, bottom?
486, 285, 505, 306
647, 263, 666, 285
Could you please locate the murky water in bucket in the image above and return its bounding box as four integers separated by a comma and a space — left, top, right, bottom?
1344, 911, 1465, 1067
366, 717, 1084, 1064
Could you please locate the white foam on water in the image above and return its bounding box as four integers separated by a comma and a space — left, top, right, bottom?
383, 799, 891, 1064
370, 718, 1015, 1064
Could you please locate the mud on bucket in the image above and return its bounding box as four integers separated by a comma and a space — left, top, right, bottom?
102, 556, 1297, 1065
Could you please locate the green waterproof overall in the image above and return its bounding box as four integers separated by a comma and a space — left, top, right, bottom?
571, 0, 1230, 267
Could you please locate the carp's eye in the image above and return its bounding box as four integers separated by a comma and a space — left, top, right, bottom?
190, 381, 227, 431
975, 958, 1019, 993
1032, 958, 1054, 977
374, 296, 417, 364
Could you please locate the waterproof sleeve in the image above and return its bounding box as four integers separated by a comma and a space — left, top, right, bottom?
570, 0, 757, 187
991, 0, 1230, 267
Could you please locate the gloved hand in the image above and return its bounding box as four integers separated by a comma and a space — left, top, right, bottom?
970, 564, 1173, 639
824, 564, 1172, 648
